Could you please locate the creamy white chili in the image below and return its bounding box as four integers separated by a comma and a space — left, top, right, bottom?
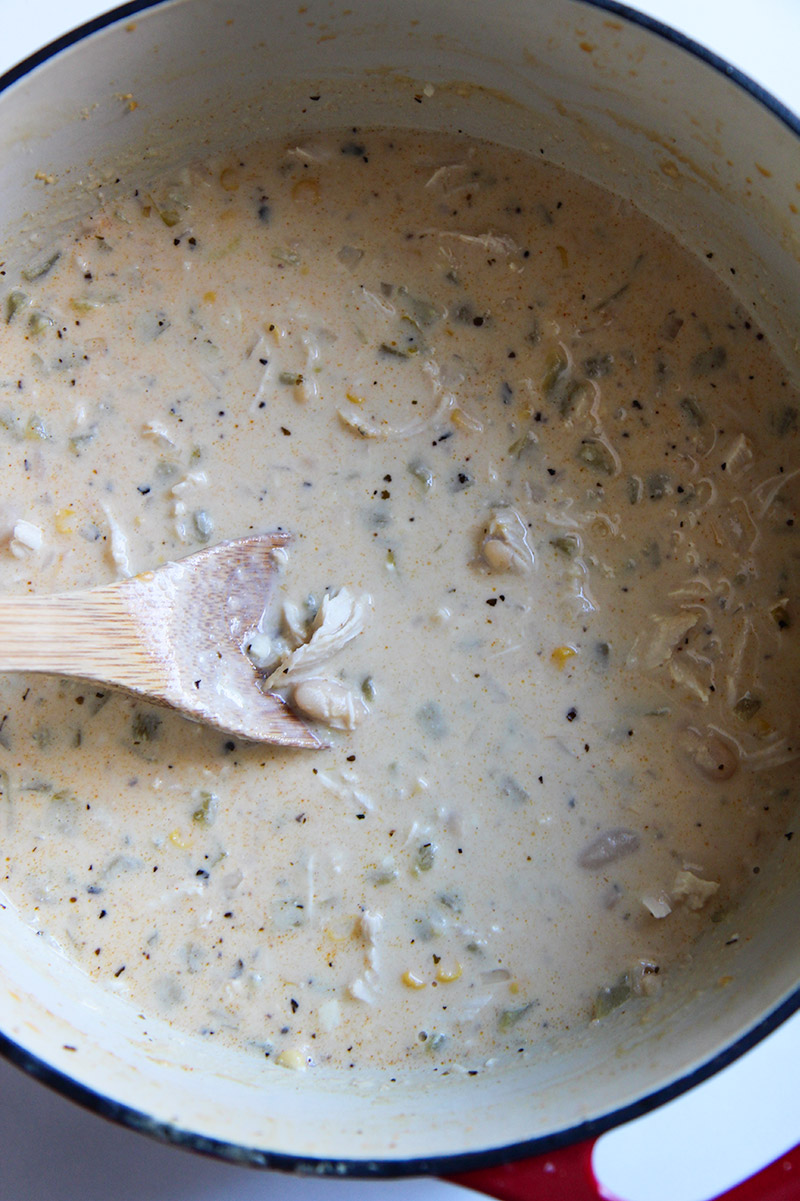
0, 129, 798, 1075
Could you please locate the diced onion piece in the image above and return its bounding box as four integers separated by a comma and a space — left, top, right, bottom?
10, 520, 44, 555
578, 828, 640, 869
642, 893, 672, 919
348, 978, 375, 1003
317, 1000, 341, 1032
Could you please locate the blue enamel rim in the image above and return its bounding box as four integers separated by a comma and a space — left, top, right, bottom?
1, 0, 799, 1180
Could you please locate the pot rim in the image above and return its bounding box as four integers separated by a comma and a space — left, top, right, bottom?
1, 0, 799, 1177
2, 991, 800, 1176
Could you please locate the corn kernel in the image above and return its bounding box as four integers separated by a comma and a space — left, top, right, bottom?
509, 980, 520, 995
435, 962, 463, 984
401, 970, 426, 990
168, 828, 191, 849
451, 407, 484, 433
345, 391, 365, 405
551, 645, 577, 669
203, 291, 216, 304
54, 508, 75, 534
276, 1047, 307, 1071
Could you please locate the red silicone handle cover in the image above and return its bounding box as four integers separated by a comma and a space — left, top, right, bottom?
446, 1138, 800, 1201
446, 1138, 599, 1201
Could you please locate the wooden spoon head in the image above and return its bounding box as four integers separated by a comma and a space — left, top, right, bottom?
131, 534, 321, 748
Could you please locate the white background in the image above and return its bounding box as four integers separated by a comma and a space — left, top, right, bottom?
1, 3, 799, 1200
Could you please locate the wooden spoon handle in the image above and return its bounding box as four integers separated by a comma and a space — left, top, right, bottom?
0, 586, 166, 692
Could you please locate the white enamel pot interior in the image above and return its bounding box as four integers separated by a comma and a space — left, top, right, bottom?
0, 0, 799, 1178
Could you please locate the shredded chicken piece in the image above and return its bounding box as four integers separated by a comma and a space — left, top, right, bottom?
281, 599, 309, 648
265, 588, 369, 688
480, 507, 534, 573
672, 870, 719, 911
100, 503, 132, 578
356, 910, 383, 943
142, 419, 177, 448
424, 229, 522, 257
629, 610, 700, 671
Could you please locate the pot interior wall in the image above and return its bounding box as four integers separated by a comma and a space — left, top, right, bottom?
0, 0, 799, 1167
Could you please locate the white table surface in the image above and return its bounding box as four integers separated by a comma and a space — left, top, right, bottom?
1, 3, 799, 1200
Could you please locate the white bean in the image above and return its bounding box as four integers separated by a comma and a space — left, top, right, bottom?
292, 677, 369, 730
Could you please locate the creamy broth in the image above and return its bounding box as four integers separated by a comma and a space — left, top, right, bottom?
0, 130, 798, 1075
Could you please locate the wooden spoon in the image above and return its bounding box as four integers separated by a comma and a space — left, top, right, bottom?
0, 533, 320, 748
